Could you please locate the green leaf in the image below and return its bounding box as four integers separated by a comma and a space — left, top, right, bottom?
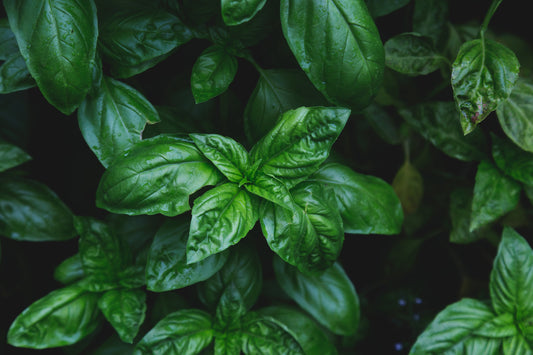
4, 0, 98, 114
191, 45, 238, 104
451, 38, 520, 134
0, 140, 31, 172
0, 178, 76, 241
78, 76, 159, 168
0, 18, 19, 60
362, 103, 403, 145
365, 0, 410, 18
492, 133, 533, 185
464, 337, 502, 355
197, 245, 262, 313
214, 328, 241, 355
250, 106, 350, 188
385, 32, 445, 76
409, 298, 509, 354
308, 162, 403, 234
497, 78, 533, 153
146, 217, 229, 292
98, 6, 193, 78
96, 135, 224, 217
214, 282, 247, 329
258, 306, 338, 355
240, 312, 304, 355
470, 161, 521, 232
449, 188, 487, 244
273, 259, 359, 336
98, 289, 147, 344
398, 101, 488, 162
0, 53, 35, 94
221, 0, 267, 26
244, 173, 293, 210
54, 253, 85, 285
503, 335, 533, 355
490, 227, 533, 320
280, 0, 384, 109
134, 309, 214, 355
392, 161, 424, 215
260, 182, 344, 273
190, 133, 249, 183
187, 183, 259, 264
7, 285, 101, 349
412, 0, 449, 48
243, 69, 327, 144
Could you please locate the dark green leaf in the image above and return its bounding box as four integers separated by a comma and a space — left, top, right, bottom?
365, 0, 410, 18
503, 335, 533, 355
146, 217, 229, 292
7, 285, 101, 349
497, 78, 533, 153
273, 258, 359, 335
0, 140, 31, 172
258, 306, 338, 355
398, 101, 488, 161
392, 161, 424, 215
54, 253, 85, 285
78, 76, 159, 168
451, 38, 520, 134
243, 69, 327, 144
90, 335, 135, 355
98, 289, 146, 344
0, 178, 75, 241
362, 103, 402, 145
96, 135, 224, 217
385, 33, 445, 76
221, 0, 267, 26
250, 106, 350, 188
190, 133, 249, 183
134, 309, 214, 355
0, 53, 35, 94
4, 0, 98, 114
191, 45, 237, 104
280, 0, 384, 109
99, 7, 193, 78
214, 282, 247, 329
0, 18, 19, 60
187, 183, 259, 264
470, 161, 521, 232
449, 188, 487, 244
308, 162, 403, 234
107, 214, 163, 257
260, 182, 344, 273
240, 312, 304, 355
412, 0, 449, 48
492, 133, 533, 185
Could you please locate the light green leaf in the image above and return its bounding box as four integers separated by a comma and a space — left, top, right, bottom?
0, 140, 31, 172
221, 0, 267, 26
492, 133, 533, 185
503, 335, 533, 355
78, 76, 159, 168
451, 38, 520, 134
280, 0, 384, 109
54, 253, 85, 285
470, 161, 521, 232
214, 329, 241, 355
96, 135, 224, 217
7, 285, 101, 349
464, 337, 502, 355
273, 259, 359, 336
308, 162, 403, 234
146, 217, 229, 292
4, 0, 98, 114
244, 173, 293, 210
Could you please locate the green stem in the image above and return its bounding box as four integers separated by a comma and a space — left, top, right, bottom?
480, 0, 503, 35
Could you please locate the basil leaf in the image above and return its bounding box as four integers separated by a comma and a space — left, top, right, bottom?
365, 0, 410, 18
503, 335, 533, 355
99, 7, 193, 78
258, 306, 338, 355
243, 69, 327, 143
280, 0, 384, 109
240, 312, 304, 355
90, 335, 135, 355
54, 253, 85, 285
190, 133, 249, 183
463, 337, 502, 355
187, 183, 259, 264
470, 161, 521, 232
214, 329, 241, 355
244, 173, 293, 210
214, 282, 247, 329
0, 18, 19, 59
410, 298, 507, 353
308, 162, 403, 234
107, 214, 163, 258
134, 309, 214, 355
273, 258, 359, 336
497, 78, 533, 153
449, 188, 486, 244
398, 101, 488, 162
7, 285, 101, 349
492, 133, 533, 185
198, 245, 262, 313
451, 38, 520, 134
392, 161, 424, 215
0, 140, 31, 172
0, 53, 35, 94
412, 0, 449, 48
490, 227, 533, 320
191, 45, 238, 104
385, 33, 445, 76
260, 182, 344, 273
4, 0, 98, 114
221, 0, 266, 26
0, 177, 76, 241
146, 217, 229, 292
98, 289, 147, 344
78, 76, 159, 168
362, 103, 403, 145
96, 135, 224, 217
250, 106, 350, 188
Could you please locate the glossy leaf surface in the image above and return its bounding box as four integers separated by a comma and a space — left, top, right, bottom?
0, 53, 35, 94
54, 253, 85, 285
385, 33, 444, 76
491, 133, 533, 185
0, 140, 31, 172
221, 0, 267, 26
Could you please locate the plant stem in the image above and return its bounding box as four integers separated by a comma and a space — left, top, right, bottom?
480, 0, 503, 36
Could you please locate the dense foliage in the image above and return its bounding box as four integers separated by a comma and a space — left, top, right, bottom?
1, 0, 533, 354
